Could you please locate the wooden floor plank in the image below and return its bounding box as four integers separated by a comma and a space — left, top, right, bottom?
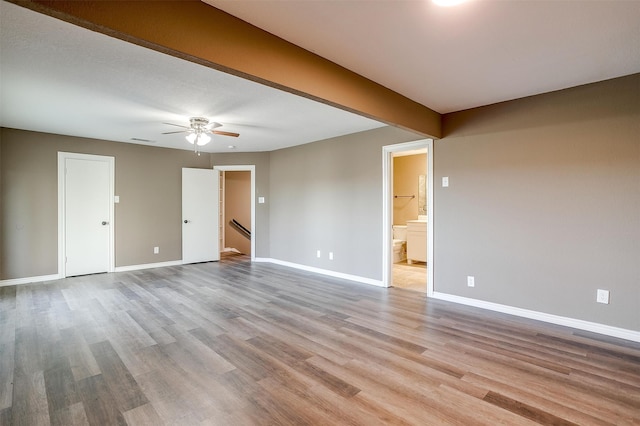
88, 341, 148, 413
2, 255, 639, 425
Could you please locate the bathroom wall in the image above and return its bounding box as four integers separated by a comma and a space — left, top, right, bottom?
393, 153, 427, 225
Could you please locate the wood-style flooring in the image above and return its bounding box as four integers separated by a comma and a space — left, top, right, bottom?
1, 254, 639, 425
392, 262, 426, 292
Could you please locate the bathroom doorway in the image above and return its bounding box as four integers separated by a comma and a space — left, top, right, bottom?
382, 140, 434, 294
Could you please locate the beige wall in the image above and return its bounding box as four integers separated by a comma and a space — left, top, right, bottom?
0, 129, 210, 279
436, 74, 640, 330
393, 154, 427, 225
224, 171, 251, 255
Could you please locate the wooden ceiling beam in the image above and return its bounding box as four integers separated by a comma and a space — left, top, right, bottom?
17, 0, 441, 138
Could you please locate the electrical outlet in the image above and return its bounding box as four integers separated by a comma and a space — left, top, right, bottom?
154, 246, 159, 254
329, 252, 334, 260
467, 276, 475, 287
316, 250, 321, 258
596, 289, 610, 304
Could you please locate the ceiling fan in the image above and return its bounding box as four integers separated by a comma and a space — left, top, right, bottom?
163, 117, 239, 153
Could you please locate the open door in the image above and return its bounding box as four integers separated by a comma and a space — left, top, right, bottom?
182, 168, 220, 264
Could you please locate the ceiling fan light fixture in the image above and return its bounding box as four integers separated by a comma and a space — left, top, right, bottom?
165, 117, 236, 152
185, 133, 197, 144
197, 133, 211, 146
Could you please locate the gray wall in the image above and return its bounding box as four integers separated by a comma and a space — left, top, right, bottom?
3, 74, 638, 333
0, 130, 2, 277
0, 130, 3, 277
436, 74, 640, 331
0, 129, 210, 279
269, 126, 422, 280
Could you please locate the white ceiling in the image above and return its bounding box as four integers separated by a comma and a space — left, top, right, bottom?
0, 1, 385, 153
207, 0, 640, 114
1, 0, 639, 153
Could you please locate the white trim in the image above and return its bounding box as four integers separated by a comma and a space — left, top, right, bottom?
382, 139, 434, 294
432, 292, 640, 343
220, 171, 226, 253
213, 165, 256, 261
426, 141, 435, 297
58, 152, 115, 278
254, 258, 384, 287
114, 260, 183, 273
0, 274, 61, 287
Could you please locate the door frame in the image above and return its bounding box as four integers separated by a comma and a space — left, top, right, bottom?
382, 139, 434, 295
213, 165, 256, 261
57, 152, 115, 277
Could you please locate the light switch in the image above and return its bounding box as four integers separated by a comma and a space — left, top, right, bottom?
114, 195, 120, 203
442, 177, 449, 187
258, 197, 265, 204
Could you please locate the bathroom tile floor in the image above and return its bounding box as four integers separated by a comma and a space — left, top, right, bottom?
392, 261, 427, 292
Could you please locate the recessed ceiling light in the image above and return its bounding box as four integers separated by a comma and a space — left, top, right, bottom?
433, 0, 468, 6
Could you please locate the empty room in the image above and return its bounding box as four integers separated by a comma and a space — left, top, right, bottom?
1, 0, 639, 424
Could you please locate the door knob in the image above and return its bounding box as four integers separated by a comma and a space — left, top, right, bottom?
101, 221, 109, 225
184, 220, 189, 224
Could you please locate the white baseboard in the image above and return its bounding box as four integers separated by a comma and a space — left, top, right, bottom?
0, 260, 183, 286
114, 260, 183, 273
254, 259, 639, 342
254, 257, 385, 287
432, 291, 640, 343
0, 273, 62, 287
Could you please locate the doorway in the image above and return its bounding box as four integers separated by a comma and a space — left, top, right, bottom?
221, 170, 251, 257
214, 165, 256, 261
58, 152, 115, 277
382, 140, 434, 294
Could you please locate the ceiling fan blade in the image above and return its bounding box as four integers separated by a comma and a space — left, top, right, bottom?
162, 122, 190, 129
162, 130, 188, 135
212, 130, 240, 137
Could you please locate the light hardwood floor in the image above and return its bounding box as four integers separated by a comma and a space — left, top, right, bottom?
392, 261, 426, 292
1, 254, 639, 425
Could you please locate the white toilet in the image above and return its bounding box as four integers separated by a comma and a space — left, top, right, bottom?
392, 225, 407, 263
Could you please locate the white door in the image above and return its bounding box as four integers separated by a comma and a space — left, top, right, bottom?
182, 168, 220, 264
63, 156, 113, 276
